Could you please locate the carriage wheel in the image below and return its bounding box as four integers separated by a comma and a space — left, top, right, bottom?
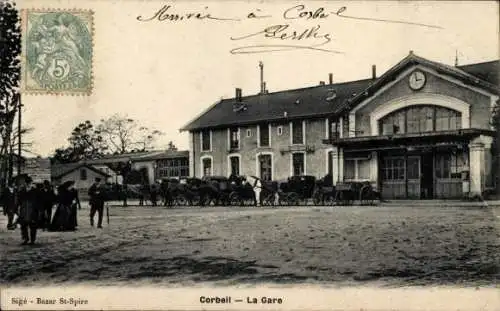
175, 195, 188, 207
278, 194, 287, 206
229, 192, 242, 206
198, 195, 208, 207
262, 194, 275, 207
312, 192, 323, 206
323, 194, 335, 206
244, 197, 255, 207
189, 195, 201, 207
359, 186, 374, 206
287, 192, 299, 206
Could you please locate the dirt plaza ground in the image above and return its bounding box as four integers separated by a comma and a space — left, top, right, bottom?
1, 202, 499, 287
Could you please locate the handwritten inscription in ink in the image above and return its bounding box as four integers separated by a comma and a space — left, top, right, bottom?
136, 4, 443, 54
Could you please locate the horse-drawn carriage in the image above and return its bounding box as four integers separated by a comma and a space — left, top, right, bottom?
277, 175, 317, 206
161, 177, 218, 207
332, 181, 379, 205
129, 174, 380, 208
159, 176, 255, 207
268, 175, 379, 206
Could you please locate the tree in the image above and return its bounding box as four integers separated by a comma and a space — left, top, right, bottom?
0, 1, 21, 185
0, 1, 20, 105
52, 121, 107, 164
97, 114, 163, 154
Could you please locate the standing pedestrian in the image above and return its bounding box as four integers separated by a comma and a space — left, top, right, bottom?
68, 182, 81, 229
88, 178, 105, 228
50, 181, 79, 231
150, 182, 159, 206
40, 180, 56, 230
245, 176, 262, 207
18, 176, 40, 245
1, 182, 17, 230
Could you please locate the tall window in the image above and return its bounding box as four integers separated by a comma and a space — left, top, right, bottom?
327, 151, 334, 175
380, 106, 461, 135
436, 108, 461, 131
80, 168, 87, 180
229, 127, 239, 150
259, 123, 270, 147
229, 156, 240, 176
201, 130, 211, 151
292, 153, 305, 176
259, 154, 272, 181
344, 160, 355, 180
435, 153, 464, 179
202, 158, 212, 177
291, 120, 304, 144
407, 157, 420, 180
327, 119, 339, 139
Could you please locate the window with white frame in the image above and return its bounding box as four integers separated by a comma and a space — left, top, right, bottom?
291, 120, 304, 145
277, 126, 283, 136
327, 118, 340, 139
229, 156, 240, 176
258, 123, 270, 147
292, 153, 305, 176
201, 130, 211, 151
380, 106, 462, 135
246, 129, 252, 138
202, 157, 212, 177
344, 158, 370, 181
229, 127, 239, 150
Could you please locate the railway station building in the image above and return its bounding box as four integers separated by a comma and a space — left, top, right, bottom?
181, 53, 499, 199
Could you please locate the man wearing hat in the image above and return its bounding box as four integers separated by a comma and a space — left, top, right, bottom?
2, 181, 17, 230
88, 177, 105, 228
18, 176, 40, 245
40, 180, 56, 230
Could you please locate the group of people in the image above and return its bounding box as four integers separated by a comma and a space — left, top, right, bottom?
1, 176, 107, 245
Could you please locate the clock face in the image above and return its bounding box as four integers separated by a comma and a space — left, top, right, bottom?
408, 71, 426, 90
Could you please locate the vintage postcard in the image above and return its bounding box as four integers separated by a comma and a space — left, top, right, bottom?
0, 0, 499, 310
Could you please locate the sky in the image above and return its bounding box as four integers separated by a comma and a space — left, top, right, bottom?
19, 0, 499, 157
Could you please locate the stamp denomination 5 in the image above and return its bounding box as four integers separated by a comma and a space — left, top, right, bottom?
21, 9, 93, 95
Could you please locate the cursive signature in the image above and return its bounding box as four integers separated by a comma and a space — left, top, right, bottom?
137, 5, 240, 22
230, 24, 342, 54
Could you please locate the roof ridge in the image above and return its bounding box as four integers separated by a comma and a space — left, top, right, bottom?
221, 77, 374, 102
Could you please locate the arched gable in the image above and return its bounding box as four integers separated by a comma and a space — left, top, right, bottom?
370, 93, 470, 135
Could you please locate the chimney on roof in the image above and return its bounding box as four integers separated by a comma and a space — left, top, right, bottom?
235, 88, 242, 101
259, 61, 267, 94
329, 73, 333, 84
372, 65, 377, 79
319, 81, 325, 85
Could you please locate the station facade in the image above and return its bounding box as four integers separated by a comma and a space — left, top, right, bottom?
181, 53, 499, 199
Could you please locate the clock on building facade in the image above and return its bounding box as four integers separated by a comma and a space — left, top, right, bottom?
408, 70, 426, 90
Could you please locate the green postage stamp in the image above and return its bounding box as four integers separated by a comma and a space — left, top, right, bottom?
22, 9, 94, 95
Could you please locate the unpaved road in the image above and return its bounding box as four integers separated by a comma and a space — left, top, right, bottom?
1, 204, 499, 287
